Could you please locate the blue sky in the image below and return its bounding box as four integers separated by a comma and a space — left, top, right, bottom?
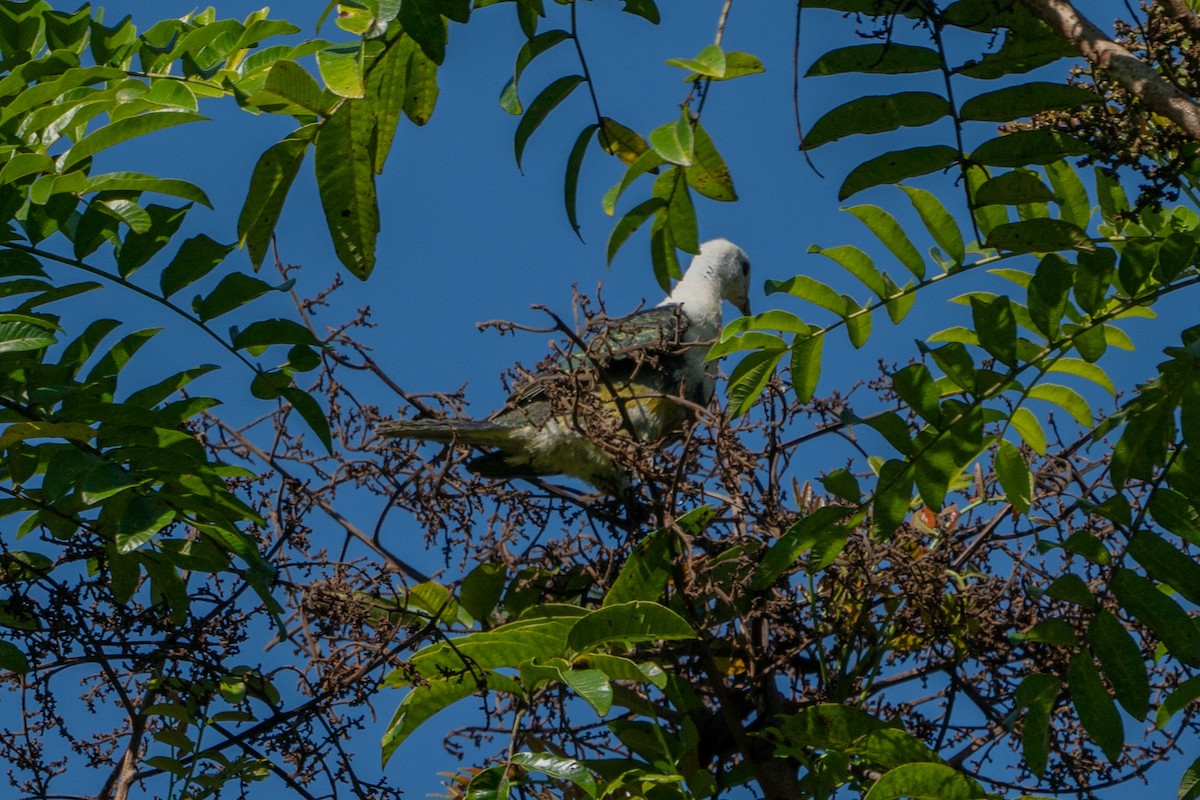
29, 0, 1194, 797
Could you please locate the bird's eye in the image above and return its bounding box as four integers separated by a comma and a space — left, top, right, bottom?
741, 260, 750, 276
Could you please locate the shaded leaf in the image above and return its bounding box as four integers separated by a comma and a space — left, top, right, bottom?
565, 601, 694, 656
839, 145, 959, 200
315, 100, 379, 278
960, 82, 1099, 122
237, 126, 315, 269
515, 75, 584, 169
805, 92, 951, 150
972, 130, 1090, 167
995, 439, 1032, 513
807, 43, 941, 76
1087, 610, 1149, 719
1110, 568, 1200, 666
1066, 650, 1123, 761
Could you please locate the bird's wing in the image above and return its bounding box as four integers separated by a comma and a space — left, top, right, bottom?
492, 305, 695, 416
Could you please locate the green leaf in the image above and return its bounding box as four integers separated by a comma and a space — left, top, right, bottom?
1028, 383, 1091, 427
790, 332, 823, 403
1156, 676, 1200, 730
500, 29, 570, 115
1181, 759, 1200, 800
995, 439, 1032, 513
1157, 232, 1195, 282
892, 364, 941, 425
1044, 160, 1090, 228
809, 244, 887, 298
403, 42, 439, 125
0, 316, 57, 352
971, 131, 1090, 168
1043, 574, 1095, 608
560, 668, 612, 715
839, 145, 959, 200
1110, 568, 1200, 666
959, 82, 1099, 122
685, 121, 736, 201
1022, 618, 1080, 652
62, 111, 206, 170
125, 365, 219, 408
806, 43, 941, 76
399, 0, 448, 64
88, 172, 211, 207
115, 204, 190, 278
1066, 650, 1124, 761
765, 274, 848, 317
315, 100, 380, 278
458, 563, 506, 623
845, 204, 925, 278
281, 386, 332, 451
986, 219, 1094, 254
753, 506, 856, 588
1096, 168, 1130, 227
232, 319, 320, 350
192, 273, 277, 321
237, 126, 314, 269
653, 168, 697, 253
974, 170, 1055, 206
316, 43, 364, 98
253, 58, 330, 115
382, 672, 513, 763
604, 525, 674, 606
872, 458, 913, 538
619, 0, 660, 23
1026, 252, 1074, 338
603, 149, 665, 216
648, 109, 695, 166
515, 75, 584, 170
775, 702, 889, 750
367, 34, 415, 172
805, 92, 951, 150
1087, 610, 1150, 719
117, 495, 175, 553
1117, 238, 1157, 297
665, 43, 725, 79
1015, 673, 1060, 777
726, 348, 784, 418
565, 601, 694, 656
563, 123, 597, 237
596, 117, 649, 166
956, 27, 1075, 79
1149, 488, 1200, 546
971, 295, 1017, 366
0, 641, 29, 674
1074, 247, 1115, 315
902, 185, 964, 265
605, 197, 665, 263
694, 50, 763, 81
510, 752, 598, 797
863, 762, 987, 800
1046, 358, 1115, 395
1126, 530, 1200, 606
160, 234, 234, 298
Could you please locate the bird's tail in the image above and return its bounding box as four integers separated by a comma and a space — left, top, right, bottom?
376, 418, 516, 448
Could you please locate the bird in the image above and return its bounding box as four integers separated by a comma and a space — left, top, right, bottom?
377, 239, 752, 493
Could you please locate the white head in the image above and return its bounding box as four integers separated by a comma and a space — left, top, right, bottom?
674, 238, 752, 316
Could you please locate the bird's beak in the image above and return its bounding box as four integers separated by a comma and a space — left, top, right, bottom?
735, 296, 751, 316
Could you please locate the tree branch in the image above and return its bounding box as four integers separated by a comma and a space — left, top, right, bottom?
1158, 0, 1200, 41
1018, 0, 1200, 139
